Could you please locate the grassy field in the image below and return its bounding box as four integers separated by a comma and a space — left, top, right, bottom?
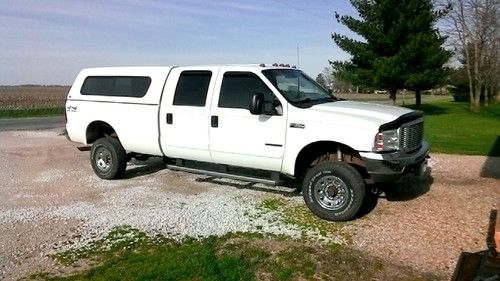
33, 227, 436, 281
408, 102, 500, 156
0, 85, 67, 118
0, 107, 65, 118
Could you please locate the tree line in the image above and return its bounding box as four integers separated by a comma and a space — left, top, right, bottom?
320, 0, 499, 111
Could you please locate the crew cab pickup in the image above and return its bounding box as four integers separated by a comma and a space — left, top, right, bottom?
66, 65, 429, 221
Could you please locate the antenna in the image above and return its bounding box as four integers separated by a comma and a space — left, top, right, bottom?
296, 43, 300, 68
296, 43, 300, 94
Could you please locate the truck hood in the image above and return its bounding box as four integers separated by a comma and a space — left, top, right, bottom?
310, 100, 413, 128
286, 100, 418, 152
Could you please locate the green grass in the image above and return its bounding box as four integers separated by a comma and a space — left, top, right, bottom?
407, 102, 500, 156
30, 226, 437, 281
0, 107, 65, 119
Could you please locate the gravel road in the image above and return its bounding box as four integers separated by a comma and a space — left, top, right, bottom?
0, 129, 498, 280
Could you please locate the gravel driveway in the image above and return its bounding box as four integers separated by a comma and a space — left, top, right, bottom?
0, 129, 499, 280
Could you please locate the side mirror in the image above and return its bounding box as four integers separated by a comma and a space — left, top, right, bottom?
249, 93, 264, 115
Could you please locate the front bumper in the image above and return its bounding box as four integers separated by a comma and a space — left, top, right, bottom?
360, 141, 430, 183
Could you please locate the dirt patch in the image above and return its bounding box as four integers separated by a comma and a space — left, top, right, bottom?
348, 154, 499, 277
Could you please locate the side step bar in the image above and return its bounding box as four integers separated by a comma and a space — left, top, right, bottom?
166, 164, 281, 186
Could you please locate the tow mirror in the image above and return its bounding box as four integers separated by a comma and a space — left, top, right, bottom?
249, 93, 264, 115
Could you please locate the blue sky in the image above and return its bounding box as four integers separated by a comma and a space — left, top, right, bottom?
0, 0, 357, 85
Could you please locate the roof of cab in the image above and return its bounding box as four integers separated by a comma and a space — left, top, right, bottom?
80, 64, 297, 74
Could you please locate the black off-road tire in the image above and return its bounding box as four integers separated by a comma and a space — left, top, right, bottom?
302, 161, 365, 221
90, 137, 127, 179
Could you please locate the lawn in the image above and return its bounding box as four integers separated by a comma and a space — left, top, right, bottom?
408, 102, 500, 156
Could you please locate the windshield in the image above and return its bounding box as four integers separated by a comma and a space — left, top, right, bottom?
262, 69, 337, 108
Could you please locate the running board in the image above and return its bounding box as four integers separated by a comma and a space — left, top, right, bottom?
166, 164, 281, 186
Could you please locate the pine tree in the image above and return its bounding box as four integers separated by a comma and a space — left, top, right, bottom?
331, 0, 451, 106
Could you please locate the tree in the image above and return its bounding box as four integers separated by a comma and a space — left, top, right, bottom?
316, 73, 327, 88
317, 66, 356, 93
331, 0, 451, 106
443, 0, 499, 111
321, 66, 335, 90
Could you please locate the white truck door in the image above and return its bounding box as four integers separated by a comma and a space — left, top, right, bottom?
159, 67, 218, 162
209, 70, 287, 171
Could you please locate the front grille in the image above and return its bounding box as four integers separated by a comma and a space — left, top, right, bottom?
400, 121, 423, 152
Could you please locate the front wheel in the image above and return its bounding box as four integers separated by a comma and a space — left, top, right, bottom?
302, 162, 365, 221
90, 137, 127, 179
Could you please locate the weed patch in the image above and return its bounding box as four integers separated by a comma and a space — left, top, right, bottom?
257, 198, 351, 242
33, 226, 438, 280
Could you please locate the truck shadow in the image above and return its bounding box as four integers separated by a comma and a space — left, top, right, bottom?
123, 157, 166, 179
380, 173, 434, 201
356, 172, 433, 218
406, 103, 448, 115
481, 136, 500, 179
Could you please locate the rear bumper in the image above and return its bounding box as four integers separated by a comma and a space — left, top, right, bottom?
360, 141, 430, 182
63, 128, 71, 141
64, 127, 91, 151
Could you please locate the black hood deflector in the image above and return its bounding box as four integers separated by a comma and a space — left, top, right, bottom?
379, 111, 423, 131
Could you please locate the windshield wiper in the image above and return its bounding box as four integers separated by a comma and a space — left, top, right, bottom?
318, 97, 337, 102
295, 97, 337, 108
296, 98, 313, 106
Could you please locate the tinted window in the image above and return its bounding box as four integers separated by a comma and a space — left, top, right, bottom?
173, 71, 212, 106
81, 76, 151, 97
218, 72, 274, 109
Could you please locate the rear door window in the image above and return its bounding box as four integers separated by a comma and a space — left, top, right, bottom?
173, 71, 212, 107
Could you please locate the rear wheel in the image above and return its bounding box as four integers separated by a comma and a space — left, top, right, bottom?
90, 137, 127, 179
302, 161, 365, 221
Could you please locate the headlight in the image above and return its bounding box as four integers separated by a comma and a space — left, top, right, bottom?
374, 129, 399, 152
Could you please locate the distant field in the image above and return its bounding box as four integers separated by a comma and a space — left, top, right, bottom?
0, 86, 69, 109
0, 86, 69, 118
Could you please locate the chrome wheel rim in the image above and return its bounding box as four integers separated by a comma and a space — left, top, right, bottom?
313, 175, 348, 210
95, 147, 112, 173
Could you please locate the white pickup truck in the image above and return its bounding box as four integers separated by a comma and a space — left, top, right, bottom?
66, 64, 429, 221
